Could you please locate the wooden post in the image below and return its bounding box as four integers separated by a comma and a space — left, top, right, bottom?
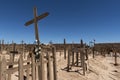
31, 53, 36, 80
76, 52, 79, 66
115, 52, 117, 65
80, 39, 84, 66
52, 47, 57, 80
80, 39, 86, 75
38, 50, 42, 80
93, 40, 95, 58
82, 51, 85, 75
80, 51, 83, 67
18, 54, 23, 80
92, 47, 95, 58
41, 52, 45, 80
38, 50, 45, 80
8, 73, 11, 80
0, 56, 7, 80
114, 50, 118, 66
80, 49, 86, 75
85, 48, 88, 60
47, 52, 52, 80
67, 50, 70, 72
26, 68, 30, 80
9, 43, 18, 68
64, 38, 66, 59
21, 40, 25, 59
72, 51, 74, 66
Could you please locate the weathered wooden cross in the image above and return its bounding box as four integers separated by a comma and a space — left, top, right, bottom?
25, 7, 49, 45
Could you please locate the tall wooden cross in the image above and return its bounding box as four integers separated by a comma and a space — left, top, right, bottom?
25, 7, 49, 45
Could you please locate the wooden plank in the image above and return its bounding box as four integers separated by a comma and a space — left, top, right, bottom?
33, 7, 40, 44
41, 52, 45, 80
7, 74, 11, 80
31, 53, 36, 80
25, 12, 49, 26
6, 64, 31, 73
26, 66, 30, 80
48, 52, 52, 80
67, 50, 70, 72
0, 56, 7, 80
80, 50, 85, 75
72, 51, 74, 65
92, 47, 95, 58
64, 38, 66, 59
38, 52, 42, 80
7, 58, 31, 65
52, 47, 57, 80
76, 52, 79, 66
18, 54, 23, 80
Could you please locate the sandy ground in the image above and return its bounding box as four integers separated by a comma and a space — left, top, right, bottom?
2, 51, 119, 80
56, 52, 120, 80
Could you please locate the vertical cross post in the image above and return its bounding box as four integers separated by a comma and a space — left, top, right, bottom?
64, 38, 66, 59
76, 51, 79, 66
52, 47, 57, 80
80, 39, 86, 75
80, 39, 83, 67
67, 50, 70, 72
18, 54, 23, 80
0, 56, 7, 80
33, 7, 40, 45
72, 51, 74, 66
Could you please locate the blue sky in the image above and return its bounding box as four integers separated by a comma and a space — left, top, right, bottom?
0, 0, 120, 44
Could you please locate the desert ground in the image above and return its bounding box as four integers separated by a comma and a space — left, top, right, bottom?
56, 52, 120, 80
7, 51, 120, 80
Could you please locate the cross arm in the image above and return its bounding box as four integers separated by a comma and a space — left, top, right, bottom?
25, 12, 49, 26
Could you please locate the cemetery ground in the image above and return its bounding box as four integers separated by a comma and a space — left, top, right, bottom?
56, 51, 120, 80
7, 50, 120, 80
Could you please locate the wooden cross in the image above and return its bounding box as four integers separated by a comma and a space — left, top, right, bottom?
25, 7, 49, 45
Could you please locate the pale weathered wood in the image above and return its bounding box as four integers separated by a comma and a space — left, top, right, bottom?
38, 52, 42, 80
6, 64, 31, 74
113, 49, 118, 66
0, 56, 7, 80
31, 53, 36, 80
42, 52, 45, 80
19, 54, 23, 80
52, 47, 57, 80
26, 67, 30, 80
47, 52, 52, 80
80, 50, 85, 75
7, 73, 11, 80
7, 58, 31, 65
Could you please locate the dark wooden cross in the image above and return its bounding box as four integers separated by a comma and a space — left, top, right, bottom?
25, 7, 49, 45
9, 43, 18, 68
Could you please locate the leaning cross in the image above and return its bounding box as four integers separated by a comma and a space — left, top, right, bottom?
25, 7, 49, 45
